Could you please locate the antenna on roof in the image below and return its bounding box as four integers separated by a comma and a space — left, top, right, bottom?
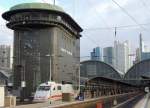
54, 0, 55, 5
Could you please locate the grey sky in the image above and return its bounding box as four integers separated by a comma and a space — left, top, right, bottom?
0, 0, 150, 58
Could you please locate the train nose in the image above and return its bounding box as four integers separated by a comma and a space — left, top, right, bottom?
34, 91, 49, 100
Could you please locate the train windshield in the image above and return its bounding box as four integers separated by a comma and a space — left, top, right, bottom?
38, 86, 51, 91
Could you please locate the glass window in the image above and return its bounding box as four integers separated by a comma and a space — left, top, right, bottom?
38, 86, 50, 91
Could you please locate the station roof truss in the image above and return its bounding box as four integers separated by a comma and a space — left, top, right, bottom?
80, 60, 122, 80
124, 59, 150, 86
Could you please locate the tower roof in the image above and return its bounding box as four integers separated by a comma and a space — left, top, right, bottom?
2, 3, 83, 33
10, 3, 64, 12
2, 3, 65, 20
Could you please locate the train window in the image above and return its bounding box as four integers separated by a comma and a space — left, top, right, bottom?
38, 86, 50, 91
58, 86, 61, 90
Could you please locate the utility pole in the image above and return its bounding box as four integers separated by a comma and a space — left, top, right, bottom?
45, 54, 52, 81
78, 64, 80, 93
54, 0, 55, 5
49, 56, 52, 82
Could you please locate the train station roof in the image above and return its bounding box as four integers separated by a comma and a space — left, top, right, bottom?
124, 59, 150, 86
80, 60, 122, 80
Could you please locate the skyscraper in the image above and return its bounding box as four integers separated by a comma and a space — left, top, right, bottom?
114, 40, 131, 73
135, 48, 140, 63
138, 33, 150, 61
90, 47, 102, 61
103, 47, 114, 66
0, 45, 11, 68
139, 33, 143, 61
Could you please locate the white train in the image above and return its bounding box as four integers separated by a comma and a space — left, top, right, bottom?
34, 81, 75, 102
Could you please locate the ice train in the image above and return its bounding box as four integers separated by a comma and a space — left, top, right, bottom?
34, 81, 75, 102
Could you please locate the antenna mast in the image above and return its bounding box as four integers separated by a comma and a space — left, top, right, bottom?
54, 0, 55, 5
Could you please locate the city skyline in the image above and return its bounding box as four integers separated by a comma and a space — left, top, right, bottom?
90, 40, 132, 74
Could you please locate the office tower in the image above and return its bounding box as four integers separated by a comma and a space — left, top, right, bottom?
114, 40, 131, 73
103, 47, 114, 66
90, 47, 102, 61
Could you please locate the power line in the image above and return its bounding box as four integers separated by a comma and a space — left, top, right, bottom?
86, 0, 111, 30
1, 22, 150, 31
83, 35, 100, 46
84, 22, 150, 30
112, 0, 147, 31
140, 0, 150, 15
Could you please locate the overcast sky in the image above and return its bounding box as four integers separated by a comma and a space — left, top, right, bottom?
1, 0, 150, 59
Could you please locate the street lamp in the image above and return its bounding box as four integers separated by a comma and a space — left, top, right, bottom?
78, 65, 80, 95
45, 54, 54, 82
45, 54, 63, 104
45, 54, 63, 81
45, 54, 53, 104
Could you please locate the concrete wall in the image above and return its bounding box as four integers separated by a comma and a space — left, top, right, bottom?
0, 86, 4, 107
49, 92, 141, 108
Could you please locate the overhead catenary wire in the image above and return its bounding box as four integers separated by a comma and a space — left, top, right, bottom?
140, 0, 150, 15
86, 0, 112, 30
2, 22, 150, 31
112, 0, 147, 31
1, 0, 150, 47
83, 35, 100, 46
1, 21, 150, 31
84, 0, 115, 45
84, 22, 150, 30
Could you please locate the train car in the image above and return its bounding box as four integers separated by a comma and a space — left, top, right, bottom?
34, 81, 74, 102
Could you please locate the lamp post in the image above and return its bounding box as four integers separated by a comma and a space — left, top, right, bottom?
45, 54, 52, 104
45, 54, 63, 82
77, 64, 80, 93
73, 61, 81, 94
45, 54, 62, 104
45, 54, 53, 82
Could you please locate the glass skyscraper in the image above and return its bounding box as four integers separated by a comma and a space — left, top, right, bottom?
103, 47, 114, 66
90, 47, 102, 61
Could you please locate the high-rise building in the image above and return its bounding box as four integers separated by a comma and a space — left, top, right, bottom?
139, 33, 146, 61
143, 45, 150, 52
3, 3, 82, 99
138, 33, 150, 61
141, 52, 150, 60
139, 33, 142, 61
0, 45, 11, 68
114, 40, 131, 73
103, 47, 114, 66
135, 48, 140, 63
90, 47, 102, 61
